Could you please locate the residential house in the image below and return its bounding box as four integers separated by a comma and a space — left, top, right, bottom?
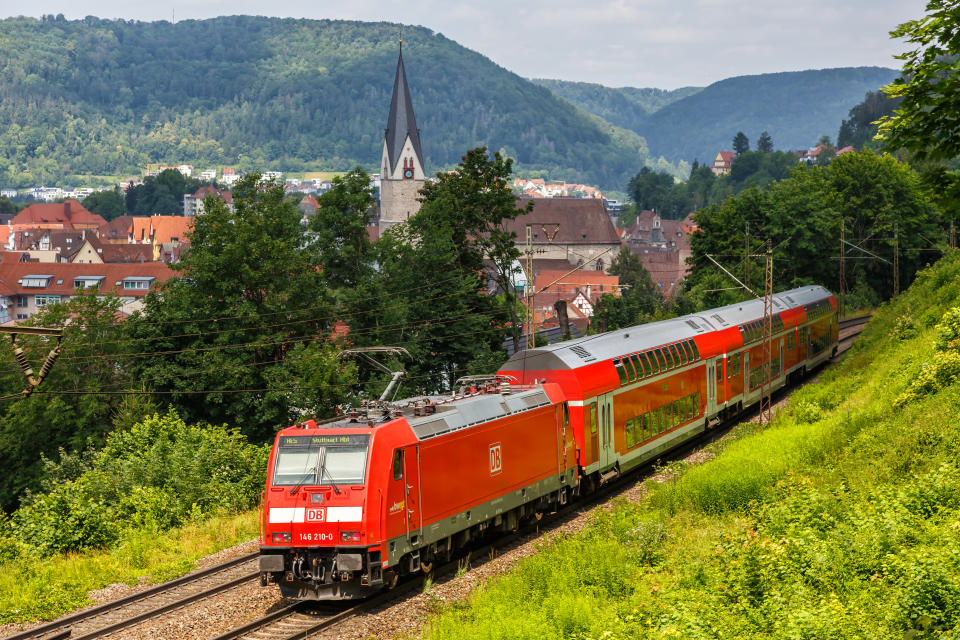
503, 198, 621, 273
298, 195, 319, 221
711, 151, 736, 176
0, 261, 175, 323
10, 200, 106, 232
621, 210, 697, 297
183, 186, 233, 217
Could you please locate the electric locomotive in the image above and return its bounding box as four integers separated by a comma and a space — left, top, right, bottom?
499, 284, 839, 489
259, 380, 575, 599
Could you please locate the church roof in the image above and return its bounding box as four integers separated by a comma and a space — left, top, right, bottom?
384, 48, 423, 173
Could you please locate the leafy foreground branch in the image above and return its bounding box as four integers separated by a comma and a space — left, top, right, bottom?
424, 251, 960, 640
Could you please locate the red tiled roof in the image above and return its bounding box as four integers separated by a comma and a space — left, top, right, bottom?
12, 200, 106, 229
0, 262, 174, 298
505, 198, 619, 245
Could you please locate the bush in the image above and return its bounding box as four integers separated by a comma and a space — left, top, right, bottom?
2, 410, 269, 559
896, 307, 960, 406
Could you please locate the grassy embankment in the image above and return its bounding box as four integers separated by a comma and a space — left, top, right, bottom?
424, 252, 960, 639
0, 512, 258, 624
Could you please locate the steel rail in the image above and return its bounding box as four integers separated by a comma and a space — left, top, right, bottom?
4, 552, 259, 640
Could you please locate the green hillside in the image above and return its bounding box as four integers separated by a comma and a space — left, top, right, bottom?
642, 67, 899, 163
423, 250, 960, 639
538, 68, 899, 165
530, 79, 702, 130
0, 16, 676, 191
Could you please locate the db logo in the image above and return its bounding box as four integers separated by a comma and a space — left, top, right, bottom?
306, 507, 325, 522
489, 443, 502, 476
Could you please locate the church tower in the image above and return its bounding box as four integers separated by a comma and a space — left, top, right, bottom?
379, 45, 425, 230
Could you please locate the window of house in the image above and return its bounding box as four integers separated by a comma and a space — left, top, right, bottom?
35, 295, 62, 307
21, 275, 53, 288
16, 295, 27, 307
122, 279, 151, 290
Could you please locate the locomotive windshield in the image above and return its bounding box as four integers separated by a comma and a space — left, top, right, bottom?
272, 434, 370, 486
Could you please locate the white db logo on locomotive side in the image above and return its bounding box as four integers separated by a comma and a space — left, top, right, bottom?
306, 507, 325, 522
489, 442, 502, 476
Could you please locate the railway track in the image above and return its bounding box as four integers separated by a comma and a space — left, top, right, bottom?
4, 552, 260, 640
11, 314, 873, 640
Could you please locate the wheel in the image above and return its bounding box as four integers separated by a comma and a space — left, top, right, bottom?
421, 561, 433, 575
385, 570, 399, 589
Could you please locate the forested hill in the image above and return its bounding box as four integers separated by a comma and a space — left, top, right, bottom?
0, 15, 679, 191
530, 79, 702, 132
538, 67, 898, 164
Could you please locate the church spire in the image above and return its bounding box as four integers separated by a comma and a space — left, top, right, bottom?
384, 46, 423, 177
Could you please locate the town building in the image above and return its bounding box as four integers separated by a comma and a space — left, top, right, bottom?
711, 151, 736, 176
502, 198, 622, 273
0, 261, 174, 324
378, 46, 425, 230
183, 186, 233, 217
620, 210, 697, 297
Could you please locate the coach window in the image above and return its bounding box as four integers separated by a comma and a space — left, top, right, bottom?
668, 344, 680, 367
630, 354, 645, 379
688, 339, 701, 361
625, 419, 634, 448
680, 340, 693, 363
393, 450, 403, 481
562, 403, 570, 426
646, 351, 660, 375
613, 358, 629, 385
674, 343, 688, 366
671, 400, 680, 427
590, 403, 598, 434
661, 347, 674, 369
624, 356, 638, 382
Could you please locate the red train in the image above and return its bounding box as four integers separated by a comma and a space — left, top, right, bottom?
258, 285, 838, 599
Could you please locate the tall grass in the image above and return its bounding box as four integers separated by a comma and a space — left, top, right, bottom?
422, 253, 960, 640
0, 510, 258, 623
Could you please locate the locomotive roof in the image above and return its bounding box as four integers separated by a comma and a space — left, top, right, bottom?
502, 285, 832, 371
406, 385, 553, 441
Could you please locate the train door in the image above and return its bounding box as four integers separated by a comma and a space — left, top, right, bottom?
743, 352, 750, 396
588, 401, 599, 466
403, 444, 422, 543
779, 339, 784, 379
706, 359, 717, 414
556, 404, 570, 474
598, 393, 615, 469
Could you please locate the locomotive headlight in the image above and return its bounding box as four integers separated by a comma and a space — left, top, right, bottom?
271, 531, 292, 543
340, 531, 361, 542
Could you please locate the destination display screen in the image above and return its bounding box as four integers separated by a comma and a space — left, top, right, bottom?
278, 434, 370, 448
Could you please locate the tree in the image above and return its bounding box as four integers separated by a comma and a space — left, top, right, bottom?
0, 196, 19, 214
308, 168, 377, 291
81, 187, 125, 221
877, 2, 960, 218
123, 174, 352, 441
837, 91, 899, 150
733, 132, 750, 156
628, 167, 676, 213
757, 131, 774, 153
0, 292, 131, 510
592, 248, 662, 332
376, 148, 527, 387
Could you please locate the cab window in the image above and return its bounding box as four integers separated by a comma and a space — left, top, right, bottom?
393, 450, 403, 481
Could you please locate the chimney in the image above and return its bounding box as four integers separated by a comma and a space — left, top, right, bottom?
554, 300, 571, 339
65, 201, 71, 219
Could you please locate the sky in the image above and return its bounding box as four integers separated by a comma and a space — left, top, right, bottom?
0, 0, 928, 89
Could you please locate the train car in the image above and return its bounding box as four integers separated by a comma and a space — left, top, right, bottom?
258, 382, 576, 600
498, 286, 838, 488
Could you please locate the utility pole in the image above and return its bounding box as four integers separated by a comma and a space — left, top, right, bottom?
893, 221, 900, 298
760, 239, 773, 425
839, 217, 846, 319
525, 225, 535, 349
744, 220, 750, 294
